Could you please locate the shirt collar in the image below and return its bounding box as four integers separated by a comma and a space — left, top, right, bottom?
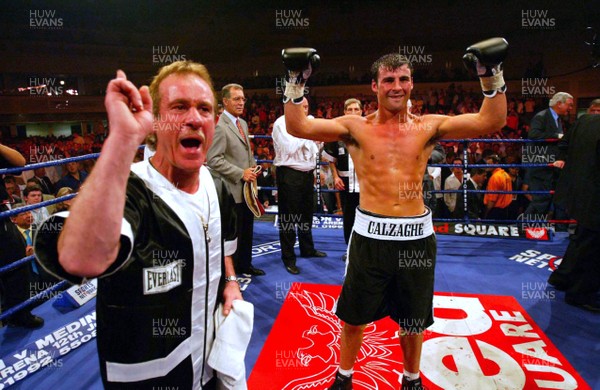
16, 225, 30, 235
222, 110, 238, 125
549, 107, 559, 122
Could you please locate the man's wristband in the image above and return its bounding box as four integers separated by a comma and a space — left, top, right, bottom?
224, 275, 239, 284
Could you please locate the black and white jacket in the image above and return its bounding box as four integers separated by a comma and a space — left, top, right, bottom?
35, 162, 237, 389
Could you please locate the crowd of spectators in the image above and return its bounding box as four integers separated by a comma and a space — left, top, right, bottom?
2, 84, 559, 222
211, 65, 475, 91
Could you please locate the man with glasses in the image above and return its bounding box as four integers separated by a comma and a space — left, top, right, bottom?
207, 84, 265, 276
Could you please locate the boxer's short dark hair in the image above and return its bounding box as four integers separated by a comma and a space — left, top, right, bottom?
371, 54, 414, 83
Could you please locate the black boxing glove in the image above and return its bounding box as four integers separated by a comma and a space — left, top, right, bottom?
281, 48, 320, 104
462, 37, 508, 97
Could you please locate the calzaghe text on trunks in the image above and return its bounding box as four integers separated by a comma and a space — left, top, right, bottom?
367, 221, 424, 237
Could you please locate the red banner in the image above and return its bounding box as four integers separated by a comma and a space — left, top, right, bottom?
248, 283, 589, 389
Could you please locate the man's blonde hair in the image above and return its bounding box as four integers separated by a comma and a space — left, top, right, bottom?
146, 61, 216, 150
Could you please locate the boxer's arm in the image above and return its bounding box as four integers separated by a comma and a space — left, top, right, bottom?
436, 37, 508, 139
435, 94, 507, 139
282, 47, 352, 142
285, 103, 352, 142
0, 143, 26, 167
57, 71, 153, 277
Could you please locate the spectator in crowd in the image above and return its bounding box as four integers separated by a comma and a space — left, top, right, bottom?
585, 98, 600, 114
22, 184, 50, 227
455, 167, 486, 220
443, 158, 465, 218
25, 176, 54, 201
272, 97, 327, 275
524, 97, 536, 122
11, 210, 35, 258
207, 83, 265, 276
506, 107, 519, 131
424, 144, 445, 216
55, 160, 88, 192
54, 187, 75, 213
443, 147, 456, 163
31, 167, 55, 195
477, 148, 495, 166
25, 178, 57, 214
81, 157, 96, 176
0, 141, 44, 328
10, 209, 48, 285
1, 140, 26, 206
4, 176, 23, 205
465, 143, 481, 164
505, 157, 525, 219
0, 210, 44, 328
483, 154, 512, 220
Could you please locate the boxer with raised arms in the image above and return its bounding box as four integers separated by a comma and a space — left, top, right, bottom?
281, 39, 508, 389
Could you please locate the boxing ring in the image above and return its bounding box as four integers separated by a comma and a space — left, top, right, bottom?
0, 136, 598, 389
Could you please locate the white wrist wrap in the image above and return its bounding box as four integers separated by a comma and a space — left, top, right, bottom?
480, 71, 506, 97
284, 81, 305, 101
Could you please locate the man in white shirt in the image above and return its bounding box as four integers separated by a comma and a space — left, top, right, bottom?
272, 97, 327, 274
443, 158, 465, 216
23, 184, 50, 228
323, 98, 362, 255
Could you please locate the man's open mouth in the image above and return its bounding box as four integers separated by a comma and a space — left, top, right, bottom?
180, 138, 201, 149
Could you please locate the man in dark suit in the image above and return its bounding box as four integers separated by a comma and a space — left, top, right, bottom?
0, 142, 44, 328
549, 110, 600, 312
524, 92, 573, 221
32, 167, 55, 195
454, 168, 486, 220
207, 84, 265, 276
3, 176, 23, 205
0, 211, 45, 328
255, 158, 275, 208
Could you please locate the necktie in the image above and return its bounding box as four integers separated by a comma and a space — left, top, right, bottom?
24, 229, 39, 274
557, 117, 564, 134
236, 119, 247, 144
41, 178, 50, 194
